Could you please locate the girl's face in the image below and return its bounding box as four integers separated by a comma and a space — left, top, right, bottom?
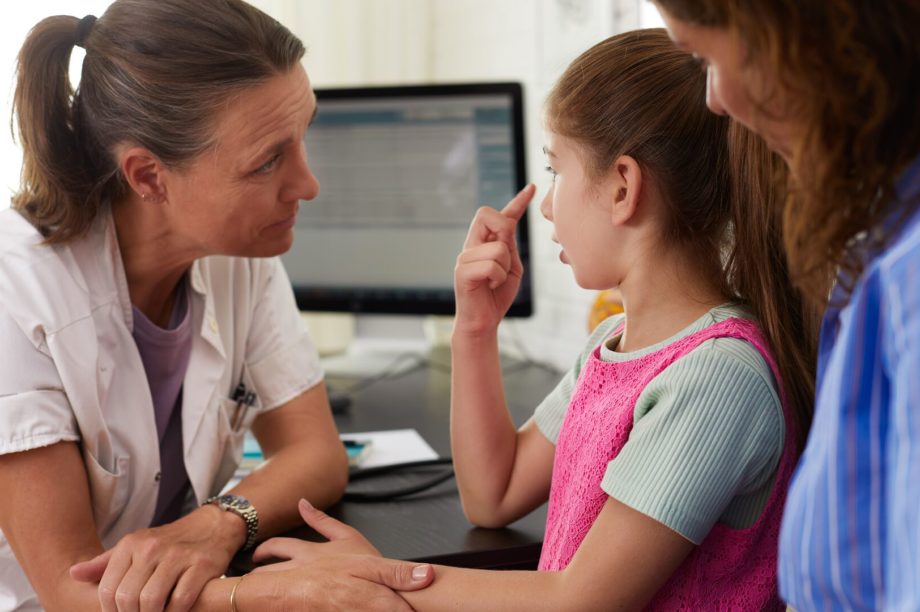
656, 5, 799, 160
161, 65, 319, 259
540, 131, 621, 289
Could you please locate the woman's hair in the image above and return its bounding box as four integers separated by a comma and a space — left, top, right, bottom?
12, 0, 306, 243
655, 0, 920, 305
546, 29, 817, 448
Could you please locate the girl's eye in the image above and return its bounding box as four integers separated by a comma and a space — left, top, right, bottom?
545, 165, 557, 181
254, 153, 282, 175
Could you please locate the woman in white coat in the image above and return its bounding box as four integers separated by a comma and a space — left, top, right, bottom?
0, 1, 431, 610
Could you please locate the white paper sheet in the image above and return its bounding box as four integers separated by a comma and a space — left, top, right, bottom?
340, 428, 439, 468
223, 428, 439, 492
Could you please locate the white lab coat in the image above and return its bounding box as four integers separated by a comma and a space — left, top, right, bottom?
0, 208, 323, 610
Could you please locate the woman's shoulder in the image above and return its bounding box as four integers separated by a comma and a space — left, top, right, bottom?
877, 203, 920, 280
0, 208, 50, 258
0, 209, 97, 337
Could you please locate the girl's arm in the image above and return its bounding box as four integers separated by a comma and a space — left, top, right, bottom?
402, 498, 694, 612
255, 496, 695, 611
404, 497, 694, 611
450, 184, 555, 527
450, 332, 555, 527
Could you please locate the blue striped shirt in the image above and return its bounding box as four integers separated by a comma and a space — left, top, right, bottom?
779, 154, 920, 611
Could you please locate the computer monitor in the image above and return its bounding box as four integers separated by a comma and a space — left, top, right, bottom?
282, 82, 532, 317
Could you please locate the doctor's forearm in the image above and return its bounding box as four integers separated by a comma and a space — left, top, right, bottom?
219, 384, 348, 543
37, 579, 106, 612
229, 438, 349, 538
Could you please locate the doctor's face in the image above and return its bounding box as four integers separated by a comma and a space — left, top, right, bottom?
163, 65, 319, 259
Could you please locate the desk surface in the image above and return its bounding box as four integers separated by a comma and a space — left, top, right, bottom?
312, 346, 561, 569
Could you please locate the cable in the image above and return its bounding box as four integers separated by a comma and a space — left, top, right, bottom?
335, 351, 428, 395
343, 458, 455, 502
330, 327, 561, 405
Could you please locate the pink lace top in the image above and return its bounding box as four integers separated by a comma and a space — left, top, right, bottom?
538, 317, 795, 611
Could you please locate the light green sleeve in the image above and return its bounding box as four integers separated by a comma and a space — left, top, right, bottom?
532, 315, 624, 443
601, 337, 784, 544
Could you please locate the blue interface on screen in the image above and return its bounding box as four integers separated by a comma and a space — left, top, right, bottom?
280, 85, 529, 316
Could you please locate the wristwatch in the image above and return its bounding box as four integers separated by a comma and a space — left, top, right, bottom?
205, 494, 259, 550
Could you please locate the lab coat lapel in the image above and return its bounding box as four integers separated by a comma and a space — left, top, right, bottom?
54, 217, 159, 534
182, 261, 228, 504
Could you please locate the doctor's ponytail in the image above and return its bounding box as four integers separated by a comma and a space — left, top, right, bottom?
12, 15, 105, 243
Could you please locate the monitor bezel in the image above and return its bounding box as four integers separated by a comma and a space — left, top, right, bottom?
290, 81, 532, 317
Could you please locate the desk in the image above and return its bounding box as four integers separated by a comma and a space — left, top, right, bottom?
293, 346, 562, 570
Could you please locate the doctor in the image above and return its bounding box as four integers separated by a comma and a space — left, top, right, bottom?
0, 1, 431, 611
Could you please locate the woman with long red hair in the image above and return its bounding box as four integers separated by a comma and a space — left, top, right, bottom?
653, 1, 920, 608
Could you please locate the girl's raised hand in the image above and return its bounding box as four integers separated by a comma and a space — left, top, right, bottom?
454, 184, 536, 335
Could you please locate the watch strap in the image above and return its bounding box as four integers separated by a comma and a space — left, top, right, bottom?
205, 494, 259, 550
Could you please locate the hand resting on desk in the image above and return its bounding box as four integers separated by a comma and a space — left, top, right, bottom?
234, 498, 434, 612
252, 498, 383, 569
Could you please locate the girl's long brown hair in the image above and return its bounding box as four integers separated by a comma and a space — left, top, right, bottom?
12, 0, 305, 243
655, 0, 920, 306
546, 29, 816, 448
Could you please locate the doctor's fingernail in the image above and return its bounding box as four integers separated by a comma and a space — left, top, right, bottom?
412, 564, 432, 581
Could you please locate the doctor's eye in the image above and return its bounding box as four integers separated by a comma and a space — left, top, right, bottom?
253, 153, 282, 175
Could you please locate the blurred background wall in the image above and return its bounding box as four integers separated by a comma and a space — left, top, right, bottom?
0, 0, 666, 368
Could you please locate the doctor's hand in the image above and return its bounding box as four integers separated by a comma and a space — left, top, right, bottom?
241, 500, 433, 611
251, 498, 380, 571
229, 555, 434, 612
69, 504, 245, 612
454, 184, 535, 336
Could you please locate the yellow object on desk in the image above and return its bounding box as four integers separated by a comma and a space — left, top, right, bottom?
588, 289, 624, 332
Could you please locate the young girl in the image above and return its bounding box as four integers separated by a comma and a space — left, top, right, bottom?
238, 28, 817, 610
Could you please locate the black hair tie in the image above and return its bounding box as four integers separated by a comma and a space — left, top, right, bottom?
74, 15, 97, 49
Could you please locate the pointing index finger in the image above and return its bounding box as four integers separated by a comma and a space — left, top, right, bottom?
501, 184, 536, 222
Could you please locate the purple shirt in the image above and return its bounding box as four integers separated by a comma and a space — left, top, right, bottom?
132, 280, 193, 526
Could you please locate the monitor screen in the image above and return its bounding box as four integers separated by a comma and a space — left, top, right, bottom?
282, 82, 532, 316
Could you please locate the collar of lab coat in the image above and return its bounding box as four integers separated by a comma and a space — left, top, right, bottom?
78, 213, 231, 505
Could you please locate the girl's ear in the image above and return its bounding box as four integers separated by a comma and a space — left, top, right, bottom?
118, 145, 167, 204
609, 155, 642, 226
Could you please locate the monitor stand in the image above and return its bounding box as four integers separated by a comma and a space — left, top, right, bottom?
322, 316, 432, 377
321, 315, 449, 412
